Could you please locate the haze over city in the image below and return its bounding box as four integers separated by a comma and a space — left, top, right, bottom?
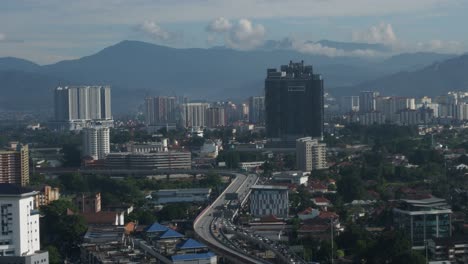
1, 1, 468, 264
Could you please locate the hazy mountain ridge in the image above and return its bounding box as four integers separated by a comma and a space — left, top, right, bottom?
0, 40, 461, 113
333, 53, 468, 97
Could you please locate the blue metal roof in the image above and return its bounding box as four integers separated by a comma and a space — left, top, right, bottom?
146, 222, 169, 233
160, 229, 184, 239
171, 252, 216, 261
176, 238, 206, 249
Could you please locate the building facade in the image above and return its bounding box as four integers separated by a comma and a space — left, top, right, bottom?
105, 151, 191, 170
265, 61, 324, 140
296, 137, 327, 172
205, 107, 226, 128
359, 91, 379, 113
0, 143, 29, 186
0, 184, 49, 263
180, 103, 210, 128
250, 185, 289, 218
393, 197, 452, 249
34, 185, 60, 208
145, 96, 178, 125
248, 96, 265, 124
53, 86, 112, 130
82, 127, 110, 160
340, 96, 360, 113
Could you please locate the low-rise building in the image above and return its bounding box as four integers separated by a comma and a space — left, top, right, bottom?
151, 188, 212, 204
393, 197, 452, 249
428, 235, 468, 263
34, 185, 60, 208
272, 171, 309, 186
250, 185, 289, 219
105, 151, 192, 170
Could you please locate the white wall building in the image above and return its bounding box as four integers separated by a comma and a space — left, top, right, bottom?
296, 137, 327, 172
180, 103, 210, 128
0, 184, 49, 263
250, 185, 289, 218
83, 127, 110, 160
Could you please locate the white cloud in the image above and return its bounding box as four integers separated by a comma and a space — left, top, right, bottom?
226, 19, 265, 50
206, 17, 232, 33
352, 23, 398, 45
137, 20, 171, 41
0, 33, 5, 41
416, 40, 463, 53
292, 39, 381, 57
207, 18, 266, 50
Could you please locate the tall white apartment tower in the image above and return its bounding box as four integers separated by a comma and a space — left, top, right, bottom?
53, 86, 112, 130
180, 103, 210, 128
0, 184, 49, 262
296, 137, 327, 171
359, 91, 379, 113
83, 127, 110, 160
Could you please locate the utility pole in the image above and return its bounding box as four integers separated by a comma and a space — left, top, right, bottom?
331, 218, 334, 264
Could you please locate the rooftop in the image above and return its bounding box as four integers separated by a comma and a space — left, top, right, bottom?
0, 184, 37, 196
171, 252, 216, 261
251, 185, 288, 190
176, 239, 206, 250
146, 222, 169, 233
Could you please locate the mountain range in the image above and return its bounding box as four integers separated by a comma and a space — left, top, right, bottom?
0, 40, 463, 114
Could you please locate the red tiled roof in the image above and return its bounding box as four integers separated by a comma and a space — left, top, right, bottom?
310, 183, 328, 190
298, 207, 315, 215
318, 211, 339, 220
298, 224, 329, 232
82, 211, 119, 225
313, 197, 330, 204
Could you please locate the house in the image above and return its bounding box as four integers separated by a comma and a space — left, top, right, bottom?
312, 197, 331, 210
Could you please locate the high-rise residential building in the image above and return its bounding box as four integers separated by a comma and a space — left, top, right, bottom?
180, 103, 210, 128
359, 91, 379, 113
0, 184, 49, 262
393, 197, 452, 249
82, 127, 110, 160
375, 96, 416, 122
144, 96, 178, 125
53, 86, 112, 130
296, 137, 327, 171
340, 96, 360, 113
265, 61, 324, 140
205, 107, 226, 128
248, 96, 265, 124
34, 185, 60, 208
250, 185, 289, 218
0, 143, 29, 186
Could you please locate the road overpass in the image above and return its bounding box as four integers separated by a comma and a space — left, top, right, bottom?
193, 173, 270, 264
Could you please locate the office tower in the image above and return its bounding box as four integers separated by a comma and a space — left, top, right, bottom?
359, 91, 379, 113
340, 96, 359, 113
296, 137, 327, 171
265, 61, 324, 140
393, 197, 452, 249
180, 103, 210, 128
250, 185, 289, 218
248, 96, 265, 124
205, 107, 226, 128
223, 102, 241, 124
0, 143, 29, 186
145, 96, 178, 125
53, 86, 112, 130
0, 184, 49, 262
82, 127, 110, 160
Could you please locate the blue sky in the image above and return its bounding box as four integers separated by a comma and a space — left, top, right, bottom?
0, 0, 467, 64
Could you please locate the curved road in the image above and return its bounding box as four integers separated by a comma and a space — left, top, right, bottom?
194, 173, 268, 264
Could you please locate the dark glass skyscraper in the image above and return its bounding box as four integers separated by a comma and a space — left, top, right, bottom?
265, 61, 324, 139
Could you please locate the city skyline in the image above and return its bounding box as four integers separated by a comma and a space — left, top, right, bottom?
1, 0, 468, 64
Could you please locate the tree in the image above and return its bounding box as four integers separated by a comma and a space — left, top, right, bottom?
45, 245, 62, 264
337, 173, 365, 203
41, 200, 87, 259
61, 144, 81, 167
